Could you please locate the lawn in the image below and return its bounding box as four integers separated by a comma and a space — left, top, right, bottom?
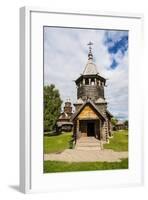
104, 130, 128, 151
44, 159, 128, 173
44, 132, 72, 154
44, 130, 128, 173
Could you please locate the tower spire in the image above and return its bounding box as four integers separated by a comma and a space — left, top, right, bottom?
87, 41, 93, 60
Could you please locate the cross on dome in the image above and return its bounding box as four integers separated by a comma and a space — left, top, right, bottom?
87, 41, 93, 47
82, 42, 98, 75
87, 41, 93, 60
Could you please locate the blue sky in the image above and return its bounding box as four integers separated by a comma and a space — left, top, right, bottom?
44, 27, 128, 120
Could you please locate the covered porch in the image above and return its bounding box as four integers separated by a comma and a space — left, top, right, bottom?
71, 100, 106, 142
77, 119, 101, 139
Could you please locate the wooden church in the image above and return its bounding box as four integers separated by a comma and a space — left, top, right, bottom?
57, 42, 113, 143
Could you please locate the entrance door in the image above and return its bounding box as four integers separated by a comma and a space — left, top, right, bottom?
87, 122, 95, 136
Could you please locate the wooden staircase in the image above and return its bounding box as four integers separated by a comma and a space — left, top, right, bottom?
75, 137, 103, 151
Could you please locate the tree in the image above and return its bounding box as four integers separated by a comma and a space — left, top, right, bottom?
124, 120, 128, 128
111, 118, 118, 131
111, 117, 118, 126
44, 84, 62, 132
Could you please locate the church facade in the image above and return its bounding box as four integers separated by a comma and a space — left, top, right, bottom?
57, 42, 113, 143
71, 42, 113, 143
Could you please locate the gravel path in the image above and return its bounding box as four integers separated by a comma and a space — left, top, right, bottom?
44, 149, 128, 162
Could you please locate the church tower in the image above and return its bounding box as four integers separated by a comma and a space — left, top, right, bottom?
72, 42, 113, 143
76, 42, 106, 101
63, 99, 72, 116
74, 42, 107, 111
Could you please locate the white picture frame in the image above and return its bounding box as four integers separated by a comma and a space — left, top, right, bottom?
20, 7, 144, 193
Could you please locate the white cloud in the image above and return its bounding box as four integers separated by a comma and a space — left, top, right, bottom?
44, 27, 128, 120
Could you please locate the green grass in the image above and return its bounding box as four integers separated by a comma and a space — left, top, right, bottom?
44, 159, 128, 173
44, 132, 72, 154
104, 130, 128, 151
44, 130, 128, 173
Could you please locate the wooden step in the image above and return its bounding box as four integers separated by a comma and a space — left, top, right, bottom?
75, 146, 102, 151
76, 142, 101, 147
75, 137, 103, 151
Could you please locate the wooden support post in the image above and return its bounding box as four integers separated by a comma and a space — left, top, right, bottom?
95, 78, 96, 85
77, 119, 80, 138
83, 78, 85, 85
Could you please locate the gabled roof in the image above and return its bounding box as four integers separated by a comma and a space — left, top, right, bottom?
59, 112, 68, 119
95, 98, 107, 104
71, 99, 106, 121
57, 121, 73, 127
106, 110, 113, 117
116, 121, 124, 125
74, 98, 84, 105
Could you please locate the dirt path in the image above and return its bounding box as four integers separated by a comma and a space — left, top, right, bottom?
44, 149, 128, 162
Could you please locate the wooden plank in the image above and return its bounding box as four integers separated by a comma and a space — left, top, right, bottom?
78, 105, 99, 119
